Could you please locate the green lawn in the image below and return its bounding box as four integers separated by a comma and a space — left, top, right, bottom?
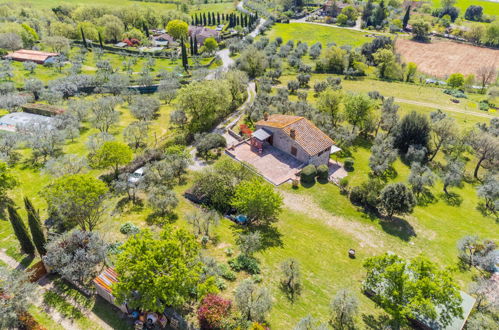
432, 0, 499, 16
265, 23, 375, 48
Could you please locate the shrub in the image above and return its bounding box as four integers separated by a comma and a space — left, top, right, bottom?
339, 177, 349, 193
229, 255, 260, 274
300, 164, 317, 183
344, 158, 354, 171
317, 164, 329, 181
349, 179, 385, 209
225, 247, 234, 257
197, 294, 232, 330
120, 222, 140, 235
479, 100, 489, 111
218, 264, 236, 281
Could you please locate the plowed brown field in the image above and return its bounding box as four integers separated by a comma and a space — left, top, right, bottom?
395, 38, 499, 78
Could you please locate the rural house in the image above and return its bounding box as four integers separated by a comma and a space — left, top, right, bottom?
252, 114, 335, 166
189, 26, 221, 44
4, 49, 59, 64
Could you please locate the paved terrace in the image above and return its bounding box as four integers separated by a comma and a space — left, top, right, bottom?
226, 141, 304, 185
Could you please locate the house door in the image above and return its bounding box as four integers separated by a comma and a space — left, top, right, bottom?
291, 146, 297, 157
268, 136, 273, 145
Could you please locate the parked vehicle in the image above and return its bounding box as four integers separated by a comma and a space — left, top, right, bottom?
128, 167, 145, 184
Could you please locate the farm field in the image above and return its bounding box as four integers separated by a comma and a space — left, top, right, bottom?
265, 23, 375, 48
395, 38, 499, 78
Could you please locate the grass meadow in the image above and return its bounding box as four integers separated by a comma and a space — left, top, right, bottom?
265, 23, 375, 48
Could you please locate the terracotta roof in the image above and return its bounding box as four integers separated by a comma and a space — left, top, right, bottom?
257, 114, 335, 156
255, 114, 303, 128
5, 49, 59, 63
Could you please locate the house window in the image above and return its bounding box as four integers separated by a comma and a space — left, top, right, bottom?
291, 146, 297, 156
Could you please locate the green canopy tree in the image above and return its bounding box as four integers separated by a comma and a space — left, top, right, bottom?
231, 178, 283, 225
90, 141, 132, 178
7, 205, 34, 255
363, 254, 463, 328
166, 19, 188, 40
43, 174, 108, 231
113, 228, 213, 312
0, 161, 17, 199
24, 197, 46, 256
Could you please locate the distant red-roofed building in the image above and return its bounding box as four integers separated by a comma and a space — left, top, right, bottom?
4, 49, 59, 64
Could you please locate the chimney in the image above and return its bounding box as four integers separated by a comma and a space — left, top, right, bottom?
263, 112, 269, 121
290, 129, 296, 139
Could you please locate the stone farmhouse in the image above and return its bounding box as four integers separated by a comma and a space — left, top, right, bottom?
251, 114, 335, 166
188, 26, 221, 44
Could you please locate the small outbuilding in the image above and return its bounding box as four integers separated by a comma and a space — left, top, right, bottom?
4, 49, 59, 64
93, 268, 128, 314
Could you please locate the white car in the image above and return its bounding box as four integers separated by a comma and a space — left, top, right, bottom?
128, 167, 145, 184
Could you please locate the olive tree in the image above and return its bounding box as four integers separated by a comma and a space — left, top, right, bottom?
0, 266, 37, 328
235, 279, 272, 322
329, 289, 359, 330
378, 183, 416, 219
43, 230, 107, 286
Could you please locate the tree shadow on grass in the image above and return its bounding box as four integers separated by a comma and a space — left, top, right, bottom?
361, 314, 391, 330
18, 254, 34, 270
379, 216, 416, 242
113, 197, 144, 215
230, 223, 283, 251
416, 190, 437, 207
0, 196, 14, 221
439, 192, 463, 207
300, 180, 316, 188
146, 212, 178, 227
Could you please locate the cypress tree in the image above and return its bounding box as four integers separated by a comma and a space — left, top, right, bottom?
190, 36, 194, 56
181, 38, 188, 72
194, 35, 198, 55
211, 12, 215, 25
8, 205, 35, 255
98, 32, 103, 48
208, 12, 212, 26
217, 13, 220, 25
240, 13, 243, 26
143, 22, 150, 38
203, 13, 207, 26
81, 27, 87, 48
236, 16, 240, 27
24, 197, 46, 256
403, 6, 411, 30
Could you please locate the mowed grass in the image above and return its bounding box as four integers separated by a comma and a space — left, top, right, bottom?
432, 0, 499, 16
253, 141, 498, 327
265, 23, 375, 48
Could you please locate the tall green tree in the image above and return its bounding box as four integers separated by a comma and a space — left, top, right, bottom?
0, 161, 17, 199
90, 141, 132, 178
7, 205, 34, 255
231, 178, 283, 225
113, 228, 212, 312
43, 174, 108, 231
181, 37, 188, 72
24, 197, 46, 256
363, 254, 463, 328
166, 19, 188, 40
402, 6, 411, 30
